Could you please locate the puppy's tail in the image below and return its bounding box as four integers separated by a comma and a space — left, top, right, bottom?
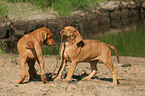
106, 44, 119, 63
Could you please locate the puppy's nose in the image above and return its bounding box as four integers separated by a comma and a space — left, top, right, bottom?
60, 30, 64, 34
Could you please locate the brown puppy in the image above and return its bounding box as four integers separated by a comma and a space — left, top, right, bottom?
15, 27, 55, 84
54, 26, 119, 86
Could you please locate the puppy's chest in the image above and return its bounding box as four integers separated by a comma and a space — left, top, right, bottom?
63, 42, 79, 61
64, 45, 78, 61
63, 48, 72, 61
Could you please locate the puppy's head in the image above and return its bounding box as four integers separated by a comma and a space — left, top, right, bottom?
40, 28, 55, 46
60, 26, 83, 44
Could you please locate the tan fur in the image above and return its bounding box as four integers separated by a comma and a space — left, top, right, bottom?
15, 27, 55, 84
54, 26, 119, 86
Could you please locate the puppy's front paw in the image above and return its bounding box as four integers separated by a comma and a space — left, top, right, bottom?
65, 78, 71, 81
15, 80, 23, 84
113, 82, 118, 86
53, 77, 61, 81
42, 80, 49, 84
82, 76, 91, 81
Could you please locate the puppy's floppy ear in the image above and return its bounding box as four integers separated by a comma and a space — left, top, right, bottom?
75, 30, 84, 47
39, 32, 47, 44
75, 30, 83, 44
39, 32, 43, 44
44, 32, 48, 40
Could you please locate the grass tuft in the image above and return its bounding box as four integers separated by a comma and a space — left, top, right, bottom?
0, 4, 8, 18
52, 0, 99, 16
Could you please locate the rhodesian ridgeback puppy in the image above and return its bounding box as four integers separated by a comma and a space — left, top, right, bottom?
15, 27, 55, 84
54, 26, 119, 86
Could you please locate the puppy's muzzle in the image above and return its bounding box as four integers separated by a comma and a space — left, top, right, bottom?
62, 35, 69, 41
63, 35, 68, 38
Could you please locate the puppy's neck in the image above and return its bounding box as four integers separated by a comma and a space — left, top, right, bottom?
65, 39, 76, 46
29, 33, 41, 45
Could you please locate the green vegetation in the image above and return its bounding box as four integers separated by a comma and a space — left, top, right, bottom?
52, 0, 138, 16
0, 0, 137, 18
5, 0, 54, 9
52, 0, 100, 16
0, 4, 8, 18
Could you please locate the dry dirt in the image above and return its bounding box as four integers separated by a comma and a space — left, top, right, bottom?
0, 54, 145, 96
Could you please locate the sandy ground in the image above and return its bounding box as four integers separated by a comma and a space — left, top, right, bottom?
0, 54, 144, 96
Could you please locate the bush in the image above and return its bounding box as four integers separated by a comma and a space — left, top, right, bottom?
52, 0, 98, 16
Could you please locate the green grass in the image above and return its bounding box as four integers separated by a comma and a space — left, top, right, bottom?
52, 0, 99, 16
5, 0, 55, 9
0, 0, 137, 18
0, 4, 8, 18
0, 0, 57, 20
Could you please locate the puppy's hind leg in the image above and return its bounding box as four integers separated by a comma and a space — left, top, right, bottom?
27, 60, 40, 80
15, 57, 27, 84
82, 60, 98, 80
100, 52, 117, 86
35, 46, 49, 84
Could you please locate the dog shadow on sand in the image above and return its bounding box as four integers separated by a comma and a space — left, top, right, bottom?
71, 72, 122, 85
22, 72, 123, 84
22, 73, 52, 84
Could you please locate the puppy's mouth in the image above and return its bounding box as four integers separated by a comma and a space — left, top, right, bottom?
62, 35, 69, 42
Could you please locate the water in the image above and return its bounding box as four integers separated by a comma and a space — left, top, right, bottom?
42, 26, 145, 58
100, 27, 145, 57
42, 46, 60, 55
